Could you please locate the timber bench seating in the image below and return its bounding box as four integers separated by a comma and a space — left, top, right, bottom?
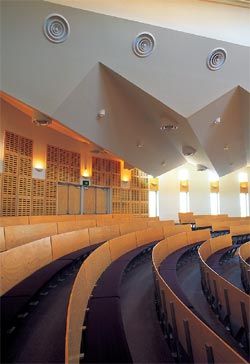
1, 214, 249, 364
65, 224, 193, 363
82, 240, 160, 363
239, 242, 250, 293
0, 218, 178, 363
199, 236, 250, 354
152, 232, 249, 364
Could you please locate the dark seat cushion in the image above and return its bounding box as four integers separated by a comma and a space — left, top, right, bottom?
3, 260, 70, 298
83, 297, 132, 363
93, 260, 129, 298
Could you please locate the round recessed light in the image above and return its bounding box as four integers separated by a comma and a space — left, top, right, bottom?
160, 124, 178, 131
137, 143, 144, 148
197, 164, 208, 171
213, 117, 222, 125
161, 161, 166, 167
224, 145, 229, 151
97, 109, 106, 118
182, 146, 196, 157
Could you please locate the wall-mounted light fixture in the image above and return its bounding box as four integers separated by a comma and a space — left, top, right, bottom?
82, 168, 90, 178
34, 161, 45, 172
121, 168, 131, 183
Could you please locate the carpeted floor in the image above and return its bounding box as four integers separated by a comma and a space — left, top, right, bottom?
177, 253, 247, 359
120, 255, 174, 363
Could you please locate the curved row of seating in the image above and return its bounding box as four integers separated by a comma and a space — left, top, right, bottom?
1, 213, 248, 364
0, 218, 173, 252
152, 233, 248, 364
0, 214, 160, 227
1, 219, 193, 362
239, 242, 250, 293
178, 212, 250, 231
198, 236, 249, 353
65, 224, 195, 363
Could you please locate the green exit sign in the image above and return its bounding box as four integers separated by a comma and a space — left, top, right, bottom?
82, 180, 90, 187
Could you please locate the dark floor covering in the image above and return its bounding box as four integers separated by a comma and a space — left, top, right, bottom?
3, 259, 82, 363
177, 254, 247, 360
120, 255, 174, 363
206, 248, 244, 291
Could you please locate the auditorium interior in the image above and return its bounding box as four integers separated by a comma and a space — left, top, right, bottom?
0, 1, 250, 363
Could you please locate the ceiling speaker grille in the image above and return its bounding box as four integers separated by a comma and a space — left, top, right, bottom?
133, 32, 155, 57
207, 48, 227, 70
44, 14, 70, 43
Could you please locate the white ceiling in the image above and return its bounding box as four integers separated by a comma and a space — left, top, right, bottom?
1, 0, 250, 177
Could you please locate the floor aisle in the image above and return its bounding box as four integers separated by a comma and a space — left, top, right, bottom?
120, 255, 174, 363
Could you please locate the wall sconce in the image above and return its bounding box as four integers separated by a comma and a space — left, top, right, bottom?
34, 161, 45, 172
121, 168, 131, 183
82, 168, 90, 178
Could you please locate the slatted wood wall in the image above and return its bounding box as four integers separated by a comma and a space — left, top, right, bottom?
0, 131, 152, 216
2, 131, 33, 216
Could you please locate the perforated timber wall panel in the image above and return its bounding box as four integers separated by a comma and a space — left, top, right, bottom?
1, 131, 33, 216
32, 179, 45, 215
45, 145, 81, 214
95, 160, 149, 216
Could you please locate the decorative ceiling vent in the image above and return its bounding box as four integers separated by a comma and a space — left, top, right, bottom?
132, 32, 155, 58
197, 164, 208, 171
32, 111, 52, 126
182, 146, 196, 157
207, 48, 227, 71
44, 14, 70, 43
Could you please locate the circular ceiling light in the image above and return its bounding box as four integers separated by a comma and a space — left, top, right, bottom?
44, 14, 70, 43
160, 124, 178, 131
207, 48, 227, 71
32, 111, 52, 126
132, 32, 155, 58
182, 146, 196, 157
213, 117, 222, 125
136, 142, 144, 148
197, 164, 208, 171
223, 145, 229, 151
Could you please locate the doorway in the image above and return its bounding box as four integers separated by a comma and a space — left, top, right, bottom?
83, 186, 111, 214
57, 183, 81, 215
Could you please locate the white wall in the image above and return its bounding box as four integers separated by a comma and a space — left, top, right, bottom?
47, 0, 250, 46
159, 163, 249, 221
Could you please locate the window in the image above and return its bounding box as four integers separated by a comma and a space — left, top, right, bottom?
210, 192, 220, 215
149, 191, 159, 217
179, 192, 190, 213
239, 172, 249, 217
240, 193, 249, 217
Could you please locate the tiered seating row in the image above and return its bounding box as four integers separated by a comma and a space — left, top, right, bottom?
0, 214, 159, 227
198, 236, 249, 352
178, 212, 250, 232
152, 233, 248, 364
239, 242, 250, 293
1, 220, 185, 295
65, 224, 194, 364
178, 212, 229, 225
0, 218, 174, 252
